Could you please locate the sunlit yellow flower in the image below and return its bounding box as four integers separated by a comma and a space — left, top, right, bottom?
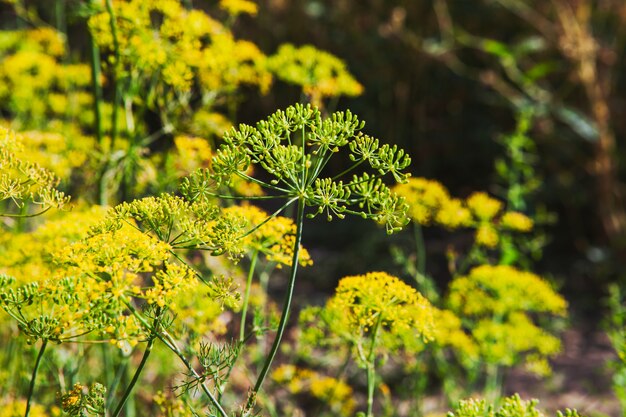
271, 365, 356, 417
267, 44, 363, 106
446, 264, 566, 373
222, 204, 313, 267
220, 0, 258, 16
475, 224, 499, 248
393, 177, 450, 226
500, 211, 534, 232
466, 192, 502, 220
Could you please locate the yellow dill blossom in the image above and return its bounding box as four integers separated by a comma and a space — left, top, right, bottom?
174, 135, 213, 174
16, 130, 93, 181
25, 27, 66, 57
446, 265, 566, 373
501, 211, 534, 232
154, 390, 195, 417
220, 0, 258, 16
447, 265, 567, 317
330, 272, 434, 339
0, 126, 70, 216
222, 204, 313, 267
466, 192, 503, 221
271, 366, 356, 417
393, 177, 451, 226
267, 44, 363, 107
475, 223, 499, 248
0, 399, 51, 417
430, 308, 479, 362
89, 0, 271, 95
0, 206, 107, 284
144, 263, 197, 308
435, 197, 472, 229
58, 382, 106, 415
472, 313, 561, 369
190, 110, 233, 138
0, 28, 93, 126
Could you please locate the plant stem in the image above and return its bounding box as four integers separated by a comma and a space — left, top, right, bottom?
159, 331, 229, 417
89, 32, 103, 146
111, 338, 153, 417
365, 315, 384, 417
99, 0, 121, 206
252, 196, 305, 393
414, 222, 426, 278
240, 250, 259, 342
24, 339, 47, 417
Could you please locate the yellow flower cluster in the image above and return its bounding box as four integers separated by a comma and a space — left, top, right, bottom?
271, 365, 356, 417
267, 44, 363, 107
446, 265, 566, 373
447, 265, 567, 317
329, 272, 434, 339
0, 28, 93, 126
16, 130, 94, 181
0, 398, 53, 417
301, 272, 436, 361
393, 178, 535, 247
173, 135, 213, 175
393, 177, 455, 226
219, 0, 258, 17
430, 307, 479, 363
0, 206, 107, 285
0, 127, 70, 216
89, 0, 271, 93
154, 390, 195, 417
222, 204, 313, 268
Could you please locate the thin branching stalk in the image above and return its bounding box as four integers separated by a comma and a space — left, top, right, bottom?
366, 315, 384, 417
24, 339, 47, 417
240, 250, 259, 342
111, 338, 154, 417
253, 196, 305, 393
99, 0, 121, 205
89, 32, 103, 146
159, 331, 229, 417
122, 301, 228, 417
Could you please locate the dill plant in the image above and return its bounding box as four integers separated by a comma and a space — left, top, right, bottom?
300, 272, 435, 417
177, 102, 411, 413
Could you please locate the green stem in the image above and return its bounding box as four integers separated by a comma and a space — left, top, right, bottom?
252, 196, 305, 393
414, 222, 426, 277
99, 0, 121, 205
158, 331, 228, 417
484, 362, 501, 403
365, 315, 384, 417
105, 353, 130, 410
240, 250, 259, 342
24, 339, 47, 417
111, 338, 153, 417
105, 0, 120, 151
89, 32, 103, 146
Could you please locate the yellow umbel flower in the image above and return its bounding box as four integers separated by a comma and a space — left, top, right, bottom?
222, 204, 313, 267
267, 44, 363, 107
0, 126, 70, 215
393, 177, 451, 226
174, 135, 212, 174
271, 365, 356, 417
330, 272, 434, 339
447, 265, 567, 317
446, 264, 567, 374
466, 192, 503, 220
219, 0, 258, 16
501, 211, 534, 232
475, 224, 499, 248
435, 197, 472, 229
